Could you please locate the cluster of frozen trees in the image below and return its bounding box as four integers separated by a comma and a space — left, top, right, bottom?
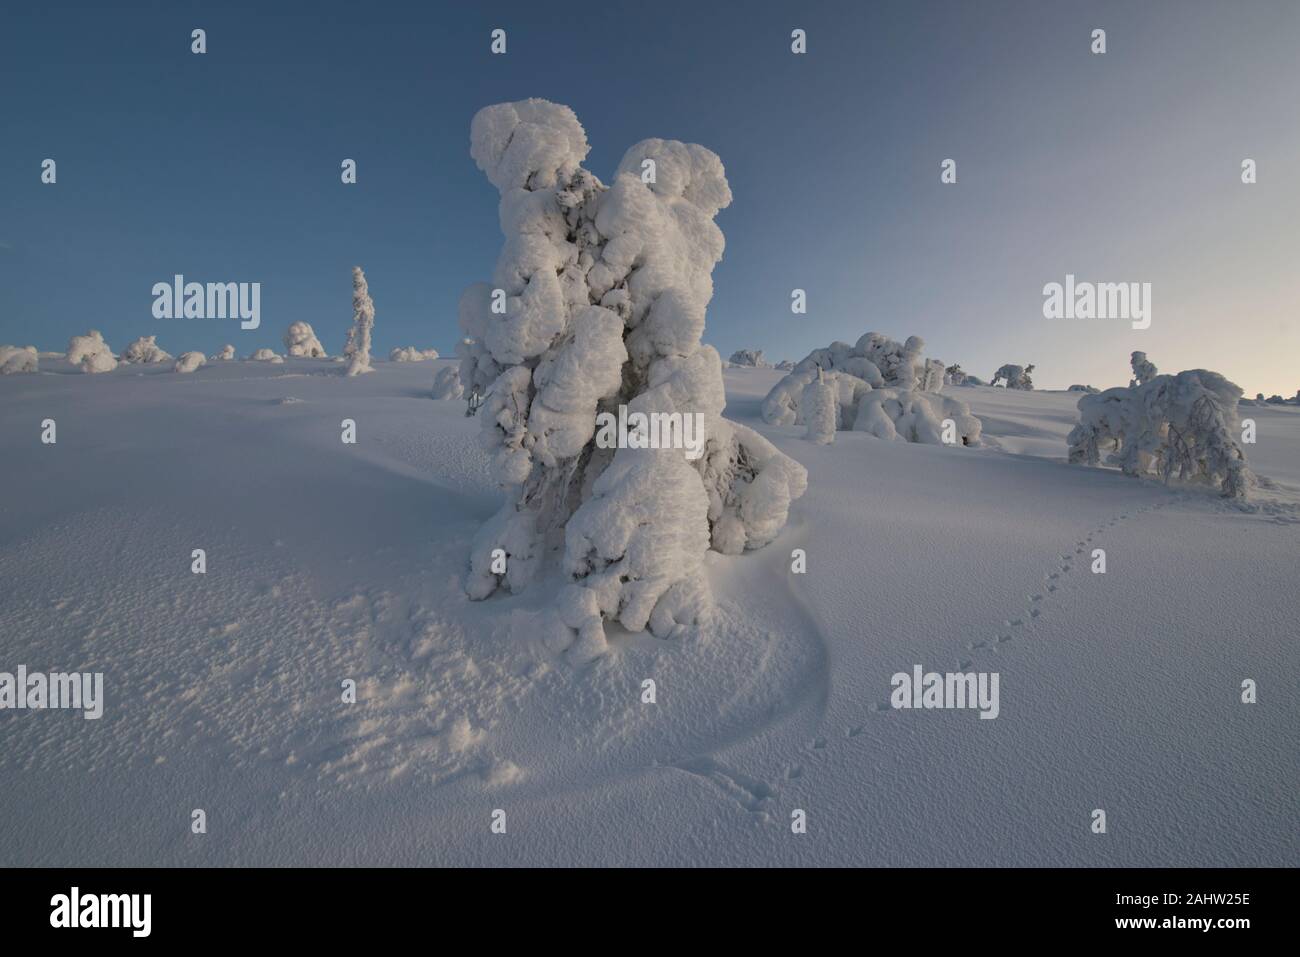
1068, 384, 1100, 393
1067, 352, 1253, 499
0, 344, 39, 374
1243, 390, 1300, 407
760, 332, 982, 446
991, 363, 1034, 390
455, 99, 807, 659
390, 346, 440, 362
727, 349, 770, 368
122, 336, 172, 364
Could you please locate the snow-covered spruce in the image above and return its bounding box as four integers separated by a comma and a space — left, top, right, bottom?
66, 330, 118, 373
760, 333, 981, 446
431, 365, 464, 399
210, 344, 236, 361
728, 348, 770, 368
944, 363, 967, 386
1067, 355, 1253, 499
344, 266, 375, 376
390, 346, 440, 362
174, 351, 206, 373
456, 99, 807, 658
0, 345, 39, 375
248, 348, 284, 364
284, 321, 327, 358
991, 363, 1034, 390
120, 335, 172, 364
1129, 351, 1157, 386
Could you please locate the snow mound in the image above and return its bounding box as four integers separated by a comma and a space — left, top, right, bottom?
174, 351, 206, 373
728, 349, 770, 368
248, 348, 284, 364
390, 346, 440, 362
1067, 354, 1253, 499
284, 321, 327, 358
458, 99, 804, 658
210, 344, 236, 361
121, 335, 172, 364
0, 345, 38, 375
431, 365, 463, 400
761, 332, 980, 446
66, 330, 118, 373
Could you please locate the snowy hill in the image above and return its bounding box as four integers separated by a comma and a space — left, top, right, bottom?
1, 359, 1296, 865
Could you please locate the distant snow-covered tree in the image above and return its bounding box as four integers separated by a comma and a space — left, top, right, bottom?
991, 363, 1034, 390
284, 321, 327, 357
431, 365, 463, 399
457, 99, 807, 659
1067, 355, 1253, 499
775, 359, 795, 371
390, 346, 440, 362
345, 266, 375, 376
0, 345, 38, 374
1067, 384, 1100, 393
944, 363, 966, 385
210, 344, 236, 361
1130, 351, 1157, 386
760, 332, 981, 446
728, 348, 770, 368
121, 335, 172, 364
248, 348, 284, 364
66, 330, 117, 373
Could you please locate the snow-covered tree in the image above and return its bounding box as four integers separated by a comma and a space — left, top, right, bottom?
344, 266, 375, 376
775, 359, 795, 371
284, 321, 327, 358
66, 330, 117, 373
121, 335, 172, 364
759, 332, 982, 446
728, 348, 770, 368
1067, 355, 1253, 499
210, 344, 236, 361
944, 363, 966, 385
991, 363, 1034, 390
1067, 384, 1100, 393
802, 369, 836, 444
0, 345, 38, 374
248, 348, 284, 364
431, 365, 463, 399
457, 99, 807, 659
174, 351, 206, 373
390, 346, 439, 362
1130, 351, 1157, 386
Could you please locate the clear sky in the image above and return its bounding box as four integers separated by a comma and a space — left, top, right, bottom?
2, 0, 1297, 394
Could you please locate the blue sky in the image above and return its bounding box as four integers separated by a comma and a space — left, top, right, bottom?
2, 0, 1297, 393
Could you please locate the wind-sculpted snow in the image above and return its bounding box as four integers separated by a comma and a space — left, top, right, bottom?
1068, 353, 1253, 498
458, 99, 805, 658
761, 332, 981, 447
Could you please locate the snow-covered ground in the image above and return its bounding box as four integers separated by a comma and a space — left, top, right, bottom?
1, 359, 1296, 866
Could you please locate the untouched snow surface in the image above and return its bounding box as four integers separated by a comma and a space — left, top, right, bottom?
1, 360, 1296, 866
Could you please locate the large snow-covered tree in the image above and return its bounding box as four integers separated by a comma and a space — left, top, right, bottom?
344, 267, 374, 376
1067, 354, 1253, 499
284, 321, 327, 358
457, 99, 806, 659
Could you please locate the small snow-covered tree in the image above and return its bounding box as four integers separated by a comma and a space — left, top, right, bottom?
1067, 355, 1253, 499
121, 335, 172, 364
457, 99, 807, 659
431, 365, 463, 399
248, 347, 284, 364
944, 363, 966, 385
728, 348, 770, 368
66, 330, 117, 373
1130, 351, 1157, 386
0, 345, 38, 374
210, 344, 236, 361
344, 266, 375, 376
284, 321, 327, 357
991, 363, 1034, 390
775, 359, 795, 371
1067, 384, 1100, 393
174, 351, 206, 373
760, 332, 982, 446
802, 369, 836, 444
391, 346, 439, 362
